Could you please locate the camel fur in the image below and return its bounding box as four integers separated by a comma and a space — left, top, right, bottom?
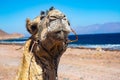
16, 7, 73, 80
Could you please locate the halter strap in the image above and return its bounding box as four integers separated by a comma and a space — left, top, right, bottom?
67, 28, 78, 43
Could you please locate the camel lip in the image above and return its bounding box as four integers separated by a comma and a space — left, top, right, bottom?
54, 37, 66, 42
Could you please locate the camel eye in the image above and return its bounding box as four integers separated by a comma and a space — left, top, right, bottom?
62, 15, 66, 20
50, 16, 57, 19
51, 16, 57, 18
63, 17, 66, 20
68, 21, 70, 26
63, 15, 66, 17
49, 16, 57, 22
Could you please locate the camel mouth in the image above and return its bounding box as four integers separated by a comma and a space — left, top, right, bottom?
46, 18, 71, 42
47, 30, 69, 42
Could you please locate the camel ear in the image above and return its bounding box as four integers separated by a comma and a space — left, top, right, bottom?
40, 11, 45, 20
26, 18, 38, 35
49, 6, 55, 11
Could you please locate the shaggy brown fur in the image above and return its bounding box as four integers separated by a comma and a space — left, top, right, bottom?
16, 7, 72, 80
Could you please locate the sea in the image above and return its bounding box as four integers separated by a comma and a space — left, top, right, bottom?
0, 33, 120, 50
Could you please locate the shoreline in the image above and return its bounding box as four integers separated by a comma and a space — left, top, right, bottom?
0, 43, 120, 51
69, 46, 120, 51
0, 43, 120, 80
0, 43, 24, 46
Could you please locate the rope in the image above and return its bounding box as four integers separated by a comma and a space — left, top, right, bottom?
28, 40, 38, 80
15, 46, 23, 50
67, 28, 78, 43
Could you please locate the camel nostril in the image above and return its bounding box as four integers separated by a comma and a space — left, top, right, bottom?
55, 31, 61, 34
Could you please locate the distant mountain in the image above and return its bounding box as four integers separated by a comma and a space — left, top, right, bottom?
0, 29, 24, 40
76, 22, 120, 34
0, 29, 8, 36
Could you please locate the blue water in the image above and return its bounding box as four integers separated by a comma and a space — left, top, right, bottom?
0, 33, 120, 50
0, 37, 28, 44
68, 33, 120, 50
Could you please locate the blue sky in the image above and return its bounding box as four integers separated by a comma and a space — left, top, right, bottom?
0, 0, 120, 35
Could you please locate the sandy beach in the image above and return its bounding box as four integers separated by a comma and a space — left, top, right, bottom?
0, 44, 120, 80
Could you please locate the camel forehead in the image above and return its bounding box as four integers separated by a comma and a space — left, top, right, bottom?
48, 9, 64, 17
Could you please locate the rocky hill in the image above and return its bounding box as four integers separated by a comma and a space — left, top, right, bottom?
0, 29, 8, 35
76, 22, 120, 34
0, 29, 24, 40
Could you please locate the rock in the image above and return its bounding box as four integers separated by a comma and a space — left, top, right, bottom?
0, 29, 24, 40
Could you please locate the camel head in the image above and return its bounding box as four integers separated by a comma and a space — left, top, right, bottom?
45, 7, 71, 41
26, 7, 71, 44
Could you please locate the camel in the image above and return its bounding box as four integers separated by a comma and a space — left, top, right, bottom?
16, 7, 78, 80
